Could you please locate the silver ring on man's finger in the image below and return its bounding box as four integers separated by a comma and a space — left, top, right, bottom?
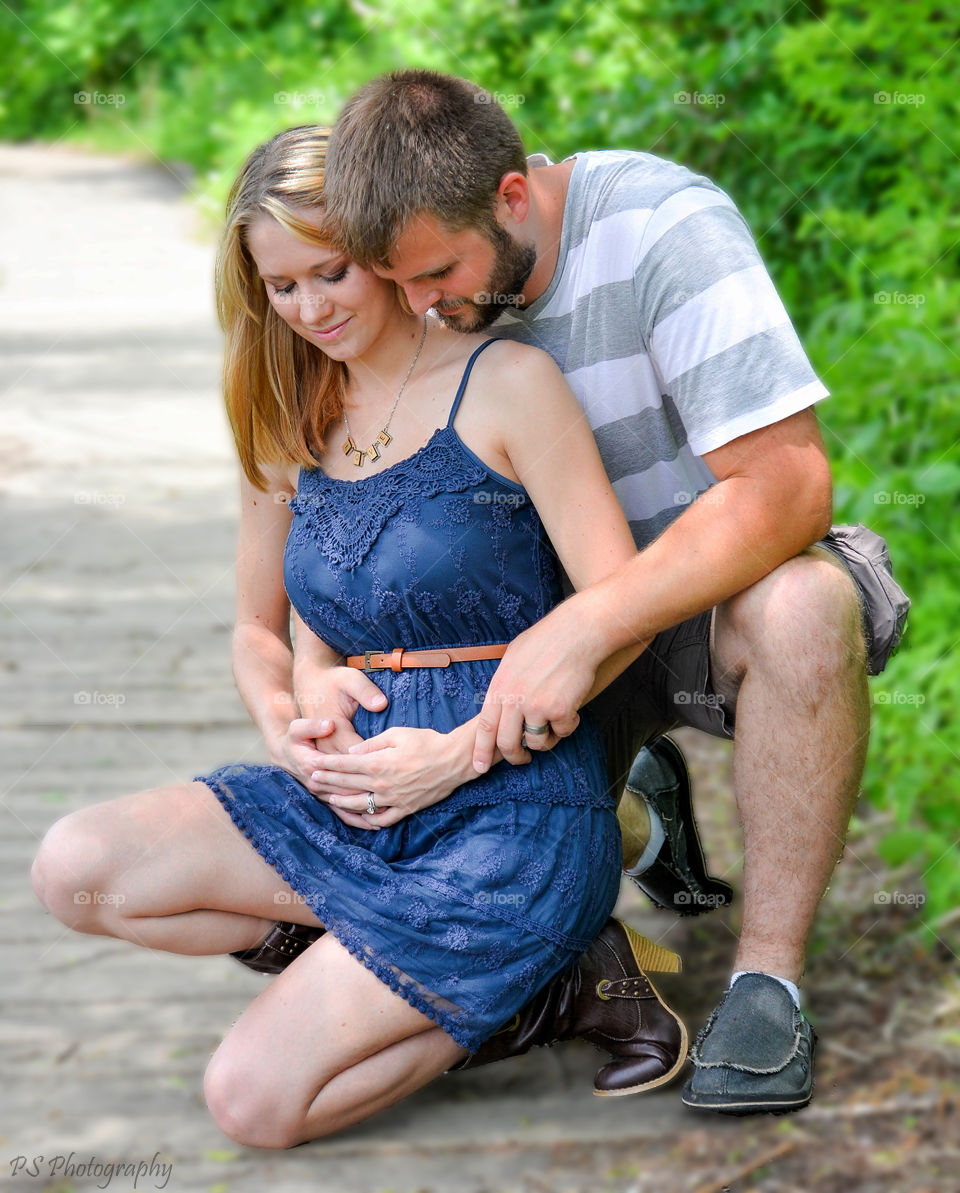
365, 793, 377, 815
522, 721, 550, 735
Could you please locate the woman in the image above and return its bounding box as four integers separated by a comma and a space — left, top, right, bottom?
31, 127, 685, 1149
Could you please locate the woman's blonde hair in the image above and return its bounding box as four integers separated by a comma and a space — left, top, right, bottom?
216, 125, 345, 489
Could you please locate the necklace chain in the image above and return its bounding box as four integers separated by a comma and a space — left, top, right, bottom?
342, 315, 429, 467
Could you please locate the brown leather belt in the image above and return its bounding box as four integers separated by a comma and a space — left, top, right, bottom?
346, 644, 508, 672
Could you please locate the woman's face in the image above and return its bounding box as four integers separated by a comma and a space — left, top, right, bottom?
246, 211, 400, 361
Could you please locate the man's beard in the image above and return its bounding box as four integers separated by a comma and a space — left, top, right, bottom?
433, 223, 537, 333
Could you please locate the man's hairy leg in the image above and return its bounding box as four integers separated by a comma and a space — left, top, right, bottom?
712, 547, 870, 982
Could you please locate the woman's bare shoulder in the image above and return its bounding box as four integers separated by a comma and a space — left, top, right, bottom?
470, 337, 573, 419
240, 457, 300, 506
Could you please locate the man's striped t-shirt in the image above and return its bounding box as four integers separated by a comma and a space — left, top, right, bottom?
491, 150, 829, 549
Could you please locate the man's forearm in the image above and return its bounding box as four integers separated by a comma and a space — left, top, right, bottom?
573, 475, 831, 660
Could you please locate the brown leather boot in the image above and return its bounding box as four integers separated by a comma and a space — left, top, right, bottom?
454, 919, 688, 1095
230, 921, 325, 974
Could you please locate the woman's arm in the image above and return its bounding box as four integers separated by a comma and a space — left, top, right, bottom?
233, 468, 393, 824
491, 343, 639, 592
232, 467, 300, 755
233, 469, 359, 778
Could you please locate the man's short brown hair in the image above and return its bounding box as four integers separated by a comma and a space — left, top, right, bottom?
326, 69, 528, 266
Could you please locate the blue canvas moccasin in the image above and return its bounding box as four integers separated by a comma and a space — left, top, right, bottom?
681, 972, 816, 1114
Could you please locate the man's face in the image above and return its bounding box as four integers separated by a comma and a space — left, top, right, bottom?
374, 212, 537, 332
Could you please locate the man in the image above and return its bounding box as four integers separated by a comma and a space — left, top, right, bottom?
254, 70, 908, 1114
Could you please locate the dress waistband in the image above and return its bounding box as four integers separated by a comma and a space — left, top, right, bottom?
346, 644, 508, 672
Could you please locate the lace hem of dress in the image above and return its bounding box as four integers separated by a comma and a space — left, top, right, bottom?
196, 772, 480, 1051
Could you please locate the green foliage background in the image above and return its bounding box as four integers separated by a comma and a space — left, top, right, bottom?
3, 1, 957, 939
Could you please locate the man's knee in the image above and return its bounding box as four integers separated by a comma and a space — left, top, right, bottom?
32, 810, 119, 930
718, 551, 867, 681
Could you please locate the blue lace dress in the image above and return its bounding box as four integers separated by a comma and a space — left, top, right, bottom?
196, 340, 621, 1051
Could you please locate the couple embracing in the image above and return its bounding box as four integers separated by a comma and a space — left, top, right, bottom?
32, 70, 907, 1146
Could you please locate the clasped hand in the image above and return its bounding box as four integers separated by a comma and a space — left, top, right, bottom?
311, 725, 466, 828
275, 665, 468, 830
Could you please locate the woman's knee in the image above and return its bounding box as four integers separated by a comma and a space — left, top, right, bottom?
33, 783, 220, 929
32, 807, 125, 930
203, 1047, 318, 1150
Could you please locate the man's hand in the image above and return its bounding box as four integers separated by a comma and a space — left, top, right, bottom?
471, 591, 650, 774
309, 725, 476, 828
472, 600, 604, 773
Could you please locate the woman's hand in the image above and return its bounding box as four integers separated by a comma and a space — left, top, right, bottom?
291, 661, 388, 754
309, 724, 479, 828
271, 663, 392, 829
271, 714, 337, 785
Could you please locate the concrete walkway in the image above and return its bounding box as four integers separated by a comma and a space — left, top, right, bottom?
0, 144, 742, 1193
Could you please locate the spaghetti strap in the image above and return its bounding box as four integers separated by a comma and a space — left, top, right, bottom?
446, 338, 500, 427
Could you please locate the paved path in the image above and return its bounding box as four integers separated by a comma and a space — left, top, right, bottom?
0, 144, 742, 1193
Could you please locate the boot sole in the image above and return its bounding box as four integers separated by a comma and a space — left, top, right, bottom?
592, 967, 689, 1097
680, 1090, 812, 1115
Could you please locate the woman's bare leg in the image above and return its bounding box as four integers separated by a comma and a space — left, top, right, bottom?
31, 781, 323, 954
203, 932, 469, 1148
35, 784, 469, 1144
